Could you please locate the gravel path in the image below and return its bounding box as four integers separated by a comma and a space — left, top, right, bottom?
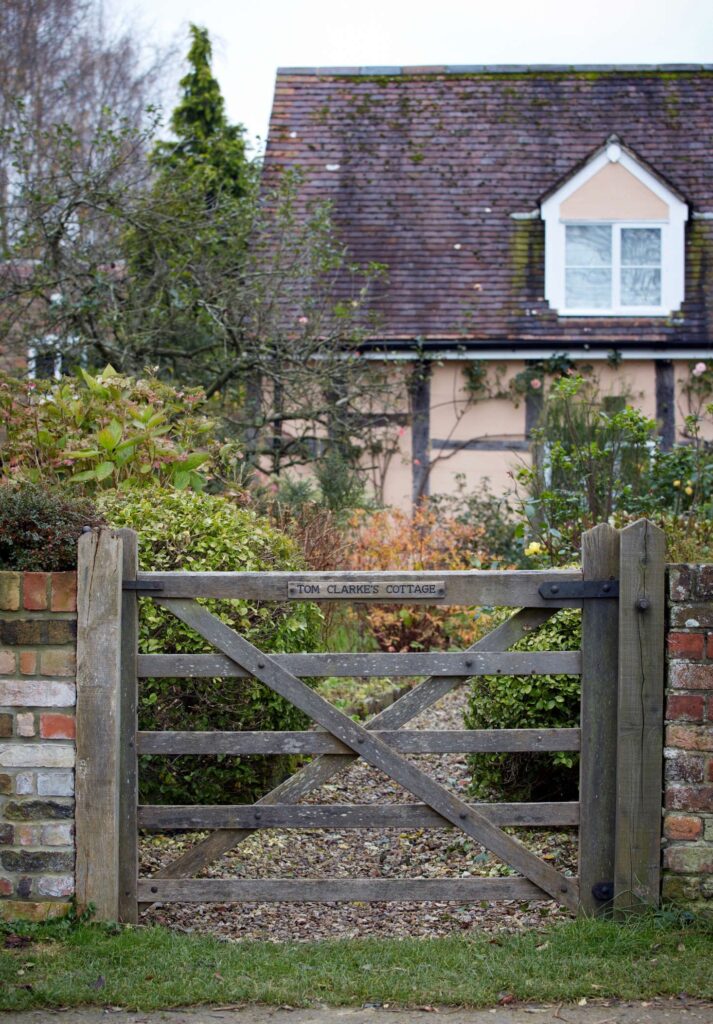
140, 687, 577, 942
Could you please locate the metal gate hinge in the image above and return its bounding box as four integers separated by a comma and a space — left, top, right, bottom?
122, 580, 164, 592
538, 580, 619, 600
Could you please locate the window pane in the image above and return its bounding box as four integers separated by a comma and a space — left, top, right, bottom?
621, 268, 661, 306
565, 268, 612, 308
621, 227, 661, 266
565, 225, 612, 267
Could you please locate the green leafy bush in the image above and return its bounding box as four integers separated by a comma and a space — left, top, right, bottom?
0, 366, 241, 494
0, 484, 104, 571
465, 610, 581, 802
99, 488, 323, 804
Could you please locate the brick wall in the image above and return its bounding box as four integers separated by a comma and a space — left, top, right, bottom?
664, 565, 713, 907
0, 571, 77, 921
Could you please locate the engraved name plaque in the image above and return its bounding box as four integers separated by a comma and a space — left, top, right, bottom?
287, 579, 446, 600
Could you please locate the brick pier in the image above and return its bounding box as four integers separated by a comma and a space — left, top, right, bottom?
0, 571, 77, 920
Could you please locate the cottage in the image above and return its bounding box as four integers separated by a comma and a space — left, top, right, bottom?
263, 65, 713, 508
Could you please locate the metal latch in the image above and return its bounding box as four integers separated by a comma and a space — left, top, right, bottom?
538, 580, 619, 600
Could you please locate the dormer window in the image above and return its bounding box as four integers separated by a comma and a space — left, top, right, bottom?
541, 138, 688, 317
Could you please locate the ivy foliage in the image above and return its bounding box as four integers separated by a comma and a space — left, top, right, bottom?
99, 488, 323, 804
465, 610, 581, 801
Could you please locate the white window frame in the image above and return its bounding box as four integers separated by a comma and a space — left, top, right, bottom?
541, 143, 688, 317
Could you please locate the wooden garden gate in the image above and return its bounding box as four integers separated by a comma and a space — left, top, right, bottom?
74, 520, 666, 924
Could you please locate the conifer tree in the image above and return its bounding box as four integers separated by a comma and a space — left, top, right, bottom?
152, 24, 251, 200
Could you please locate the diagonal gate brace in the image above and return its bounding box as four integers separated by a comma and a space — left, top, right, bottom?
155, 598, 579, 911
149, 607, 557, 885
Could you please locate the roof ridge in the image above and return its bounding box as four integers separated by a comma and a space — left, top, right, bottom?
276, 63, 713, 75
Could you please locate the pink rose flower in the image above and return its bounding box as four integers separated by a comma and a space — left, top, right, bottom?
530, 378, 542, 390
693, 362, 707, 376
298, 316, 309, 325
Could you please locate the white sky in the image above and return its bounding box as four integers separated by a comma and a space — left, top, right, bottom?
116, 0, 713, 151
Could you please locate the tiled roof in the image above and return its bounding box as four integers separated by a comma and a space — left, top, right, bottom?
263, 66, 713, 349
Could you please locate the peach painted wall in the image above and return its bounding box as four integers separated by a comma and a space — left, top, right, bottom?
560, 163, 669, 221
376, 358, 707, 513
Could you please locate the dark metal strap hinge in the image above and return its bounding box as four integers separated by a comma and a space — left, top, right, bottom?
539, 580, 619, 600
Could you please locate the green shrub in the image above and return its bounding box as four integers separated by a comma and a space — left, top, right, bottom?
0, 366, 242, 494
0, 484, 104, 571
98, 488, 323, 804
464, 610, 581, 802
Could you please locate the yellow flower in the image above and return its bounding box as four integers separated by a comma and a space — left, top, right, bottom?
525, 541, 542, 557
685, 486, 694, 496
673, 479, 681, 488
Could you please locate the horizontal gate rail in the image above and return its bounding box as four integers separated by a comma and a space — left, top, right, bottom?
153, 597, 580, 911
138, 801, 580, 830
138, 727, 581, 755
138, 877, 559, 903
137, 650, 582, 678
128, 569, 585, 606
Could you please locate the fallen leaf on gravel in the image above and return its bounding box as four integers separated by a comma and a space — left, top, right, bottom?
416, 1005, 438, 1012
498, 993, 516, 1005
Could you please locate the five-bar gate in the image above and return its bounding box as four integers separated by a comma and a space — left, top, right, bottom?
74, 520, 666, 923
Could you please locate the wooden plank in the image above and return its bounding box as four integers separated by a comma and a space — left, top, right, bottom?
136, 569, 583, 607
138, 727, 581, 756
138, 877, 553, 903
614, 519, 665, 915
137, 650, 582, 679
157, 599, 580, 911
148, 607, 559, 884
139, 801, 580, 830
117, 529, 139, 925
579, 524, 620, 917
75, 529, 124, 922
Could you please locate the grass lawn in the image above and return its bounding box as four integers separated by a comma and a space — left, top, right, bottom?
1, 911, 712, 1012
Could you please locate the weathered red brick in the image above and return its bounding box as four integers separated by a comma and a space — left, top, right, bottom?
670, 605, 713, 629
666, 694, 705, 722
50, 572, 77, 613
39, 651, 76, 677
664, 815, 703, 841
708, 634, 713, 659
665, 750, 704, 783
667, 632, 705, 659
0, 650, 15, 674
39, 714, 76, 740
664, 845, 713, 874
0, 573, 21, 612
669, 566, 693, 601
667, 724, 713, 752
0, 878, 12, 896
23, 573, 49, 611
18, 651, 37, 675
669, 662, 713, 690
697, 566, 713, 600
666, 785, 713, 811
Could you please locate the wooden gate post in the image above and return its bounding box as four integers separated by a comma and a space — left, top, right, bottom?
118, 529, 139, 924
614, 518, 666, 915
579, 523, 620, 916
75, 529, 124, 921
